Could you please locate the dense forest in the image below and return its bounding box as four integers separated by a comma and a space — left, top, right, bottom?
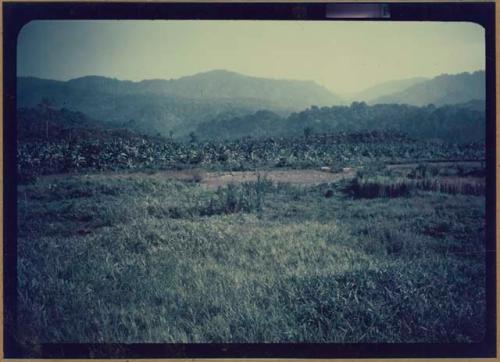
195, 101, 485, 142
18, 98, 485, 143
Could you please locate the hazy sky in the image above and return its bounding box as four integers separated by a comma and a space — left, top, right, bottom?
17, 20, 484, 94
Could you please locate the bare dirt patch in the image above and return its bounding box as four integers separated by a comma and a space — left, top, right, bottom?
200, 169, 355, 189
42, 169, 356, 189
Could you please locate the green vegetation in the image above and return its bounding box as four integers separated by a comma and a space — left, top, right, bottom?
17, 166, 485, 343
196, 102, 485, 142
17, 125, 484, 181
347, 175, 484, 199
15, 83, 487, 344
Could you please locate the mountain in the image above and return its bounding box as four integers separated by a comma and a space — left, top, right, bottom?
17, 70, 485, 141
60, 69, 341, 109
372, 71, 485, 106
345, 77, 428, 103
141, 70, 340, 109
17, 70, 341, 137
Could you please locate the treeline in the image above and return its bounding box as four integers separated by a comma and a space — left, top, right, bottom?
18, 99, 485, 144
17, 106, 166, 143
196, 102, 485, 142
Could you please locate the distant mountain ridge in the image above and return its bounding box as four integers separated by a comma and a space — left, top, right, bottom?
345, 77, 428, 103
20, 69, 341, 110
142, 70, 340, 108
17, 70, 342, 137
17, 69, 486, 138
372, 70, 485, 106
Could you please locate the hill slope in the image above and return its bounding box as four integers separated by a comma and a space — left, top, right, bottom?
143, 70, 340, 109
372, 71, 485, 106
17, 70, 341, 137
59, 69, 340, 109
346, 77, 428, 103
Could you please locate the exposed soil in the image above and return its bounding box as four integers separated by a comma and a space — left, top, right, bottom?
200, 169, 356, 189
42, 168, 357, 189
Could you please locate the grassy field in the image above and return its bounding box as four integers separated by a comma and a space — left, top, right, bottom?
16, 167, 486, 343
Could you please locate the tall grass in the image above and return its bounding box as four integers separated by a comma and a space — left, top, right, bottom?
348, 176, 484, 199
348, 177, 411, 198
415, 177, 484, 196
202, 176, 272, 216
16, 173, 486, 344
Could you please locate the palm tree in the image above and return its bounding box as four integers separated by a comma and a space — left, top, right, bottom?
303, 126, 313, 140
38, 97, 55, 141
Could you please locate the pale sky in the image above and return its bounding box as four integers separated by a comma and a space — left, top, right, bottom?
17, 20, 485, 94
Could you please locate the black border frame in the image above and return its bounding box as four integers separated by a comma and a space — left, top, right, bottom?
3, 2, 497, 359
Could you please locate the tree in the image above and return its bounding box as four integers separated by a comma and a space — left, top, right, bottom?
38, 97, 55, 140
189, 131, 198, 143
350, 101, 367, 108
303, 126, 313, 140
